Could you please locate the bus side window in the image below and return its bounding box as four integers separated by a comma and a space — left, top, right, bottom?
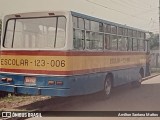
118, 27, 123, 36
105, 34, 110, 49
86, 32, 103, 50
127, 37, 132, 51
99, 23, 103, 32
91, 21, 99, 32
73, 29, 85, 50
73, 17, 85, 49
141, 32, 145, 39
128, 29, 133, 37
133, 38, 138, 51
118, 36, 123, 50
98, 23, 104, 49
85, 31, 90, 49
104, 24, 111, 33
133, 30, 137, 38
124, 37, 128, 51
111, 25, 117, 34
73, 16, 78, 28
124, 28, 128, 36
78, 18, 85, 29
98, 33, 104, 49
110, 35, 118, 50
127, 29, 133, 51
85, 19, 91, 49
84, 19, 90, 30
90, 32, 99, 49
138, 39, 145, 51
118, 37, 127, 51
85, 21, 103, 50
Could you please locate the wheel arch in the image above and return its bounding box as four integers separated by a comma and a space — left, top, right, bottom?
139, 67, 144, 78
105, 72, 114, 87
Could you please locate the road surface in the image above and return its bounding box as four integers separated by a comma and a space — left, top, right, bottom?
13, 75, 158, 120
18, 75, 160, 112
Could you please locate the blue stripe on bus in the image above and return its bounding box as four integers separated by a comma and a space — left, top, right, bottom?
0, 66, 145, 96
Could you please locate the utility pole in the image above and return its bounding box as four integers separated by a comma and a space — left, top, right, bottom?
159, 0, 160, 55
158, 0, 160, 69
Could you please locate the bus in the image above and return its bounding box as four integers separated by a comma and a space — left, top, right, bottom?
0, 11, 150, 98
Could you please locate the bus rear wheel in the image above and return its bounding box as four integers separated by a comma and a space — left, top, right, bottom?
0, 91, 8, 98
101, 76, 112, 99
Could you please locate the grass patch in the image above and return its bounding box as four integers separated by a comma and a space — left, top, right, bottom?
0, 94, 30, 103
151, 68, 160, 73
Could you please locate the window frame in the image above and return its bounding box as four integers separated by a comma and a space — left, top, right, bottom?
3, 16, 67, 49
72, 15, 146, 52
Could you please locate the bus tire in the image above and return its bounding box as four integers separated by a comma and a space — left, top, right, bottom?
101, 76, 112, 99
0, 91, 8, 98
131, 72, 143, 88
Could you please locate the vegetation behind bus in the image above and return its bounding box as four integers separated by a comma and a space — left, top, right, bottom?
146, 33, 160, 73
149, 33, 159, 50
0, 19, 1, 37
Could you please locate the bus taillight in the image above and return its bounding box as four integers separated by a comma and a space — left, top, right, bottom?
1, 78, 13, 82
56, 81, 63, 85
48, 81, 63, 85
48, 81, 55, 85
7, 78, 13, 82
1, 78, 7, 81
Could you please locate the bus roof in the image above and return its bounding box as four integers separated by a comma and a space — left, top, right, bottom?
3, 11, 68, 19
3, 10, 148, 33
71, 11, 148, 33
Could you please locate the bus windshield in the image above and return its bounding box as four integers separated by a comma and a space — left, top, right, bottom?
4, 16, 66, 49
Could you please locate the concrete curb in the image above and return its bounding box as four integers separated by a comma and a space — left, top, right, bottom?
142, 73, 160, 81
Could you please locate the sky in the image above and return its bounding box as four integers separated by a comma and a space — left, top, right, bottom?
0, 0, 159, 33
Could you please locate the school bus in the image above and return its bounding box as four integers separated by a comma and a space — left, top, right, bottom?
0, 11, 150, 98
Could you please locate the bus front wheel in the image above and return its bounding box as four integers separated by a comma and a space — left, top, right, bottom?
131, 73, 142, 88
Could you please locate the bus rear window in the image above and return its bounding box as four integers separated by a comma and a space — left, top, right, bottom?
4, 16, 66, 49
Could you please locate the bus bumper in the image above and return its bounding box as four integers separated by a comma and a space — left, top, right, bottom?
0, 83, 70, 96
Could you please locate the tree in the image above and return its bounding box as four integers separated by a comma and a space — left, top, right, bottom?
0, 19, 1, 37
148, 33, 159, 50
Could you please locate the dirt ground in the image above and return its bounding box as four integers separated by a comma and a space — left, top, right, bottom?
0, 95, 50, 111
